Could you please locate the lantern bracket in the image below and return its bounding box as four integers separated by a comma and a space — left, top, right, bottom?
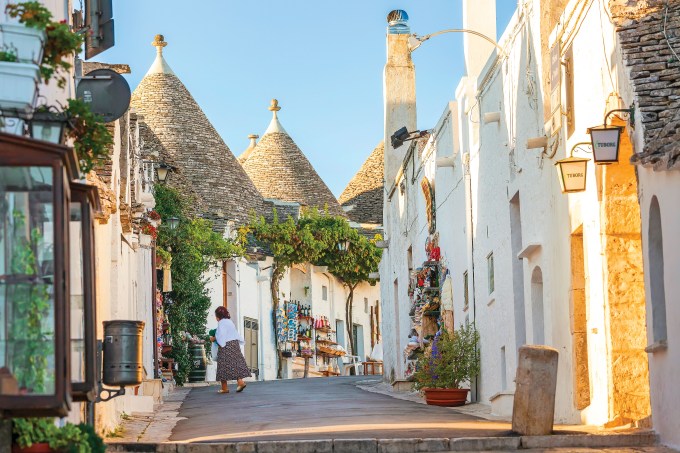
570, 141, 593, 156
604, 105, 635, 127
96, 385, 126, 402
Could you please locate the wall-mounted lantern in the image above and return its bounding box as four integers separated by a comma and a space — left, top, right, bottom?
587, 106, 635, 164
156, 163, 173, 183
0, 132, 79, 417
588, 125, 623, 164
337, 240, 351, 252
555, 142, 592, 194
69, 182, 101, 402
391, 126, 429, 149
166, 216, 180, 230
29, 108, 68, 145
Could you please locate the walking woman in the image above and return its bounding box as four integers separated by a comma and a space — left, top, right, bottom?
210, 306, 251, 394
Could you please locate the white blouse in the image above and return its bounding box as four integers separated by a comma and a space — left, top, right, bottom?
215, 318, 245, 347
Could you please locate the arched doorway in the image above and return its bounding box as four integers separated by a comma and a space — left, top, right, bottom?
531, 266, 544, 345
648, 196, 667, 343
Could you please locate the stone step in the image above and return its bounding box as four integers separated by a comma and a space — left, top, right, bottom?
106, 431, 659, 453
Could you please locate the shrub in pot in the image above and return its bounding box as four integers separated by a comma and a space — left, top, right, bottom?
412, 320, 480, 406
12, 418, 97, 453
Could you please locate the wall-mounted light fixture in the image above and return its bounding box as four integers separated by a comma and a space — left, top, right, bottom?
337, 240, 351, 252
391, 126, 429, 149
166, 216, 180, 230
587, 105, 635, 164
29, 107, 68, 145
554, 142, 592, 193
526, 136, 548, 150
156, 163, 173, 183
483, 112, 501, 124
436, 156, 455, 168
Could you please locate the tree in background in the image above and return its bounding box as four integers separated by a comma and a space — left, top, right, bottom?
243, 209, 326, 378
245, 209, 381, 373
154, 185, 241, 385
311, 215, 382, 356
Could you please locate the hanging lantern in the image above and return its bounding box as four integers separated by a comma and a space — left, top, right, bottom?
0, 132, 79, 416
588, 125, 622, 164
555, 156, 589, 193
69, 182, 101, 402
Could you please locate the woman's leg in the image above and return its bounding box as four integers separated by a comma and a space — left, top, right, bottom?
237, 379, 245, 386
221, 380, 228, 392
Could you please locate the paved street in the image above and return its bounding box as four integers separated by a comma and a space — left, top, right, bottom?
170, 376, 511, 442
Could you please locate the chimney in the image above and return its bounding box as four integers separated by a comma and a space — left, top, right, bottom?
248, 134, 259, 148
384, 9, 417, 188
462, 0, 497, 79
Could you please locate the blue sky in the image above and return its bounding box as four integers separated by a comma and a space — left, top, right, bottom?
99, 1, 517, 196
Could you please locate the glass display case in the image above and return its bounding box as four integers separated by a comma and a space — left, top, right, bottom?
0, 132, 78, 416
69, 182, 100, 402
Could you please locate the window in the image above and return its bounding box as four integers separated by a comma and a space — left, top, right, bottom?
407, 246, 413, 272
364, 297, 368, 314
322, 285, 328, 301
487, 252, 495, 294
463, 271, 469, 310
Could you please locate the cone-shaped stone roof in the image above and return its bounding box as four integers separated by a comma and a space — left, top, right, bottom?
130, 35, 266, 227
238, 134, 259, 164
241, 100, 345, 216
338, 142, 384, 225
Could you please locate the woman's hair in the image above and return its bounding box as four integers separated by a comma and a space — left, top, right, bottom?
215, 306, 230, 320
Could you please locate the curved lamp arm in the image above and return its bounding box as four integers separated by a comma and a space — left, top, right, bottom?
409, 29, 505, 56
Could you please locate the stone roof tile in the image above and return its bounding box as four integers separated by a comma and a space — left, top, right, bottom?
242, 100, 345, 217
130, 35, 266, 227
338, 142, 384, 225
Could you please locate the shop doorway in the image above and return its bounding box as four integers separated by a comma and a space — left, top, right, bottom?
243, 317, 259, 377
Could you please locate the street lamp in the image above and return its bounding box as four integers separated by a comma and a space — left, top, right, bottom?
391, 126, 429, 149
156, 163, 172, 183
555, 142, 591, 194
167, 216, 180, 230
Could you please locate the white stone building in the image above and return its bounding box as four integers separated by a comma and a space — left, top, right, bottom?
380, 0, 652, 429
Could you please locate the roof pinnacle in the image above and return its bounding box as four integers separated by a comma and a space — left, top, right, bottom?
152, 34, 167, 54
269, 99, 281, 112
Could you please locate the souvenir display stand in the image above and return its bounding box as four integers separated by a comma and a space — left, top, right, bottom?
278, 300, 345, 377
404, 238, 444, 380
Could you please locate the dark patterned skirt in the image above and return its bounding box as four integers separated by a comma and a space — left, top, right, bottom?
216, 340, 252, 381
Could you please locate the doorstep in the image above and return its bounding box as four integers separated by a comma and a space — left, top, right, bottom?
105, 431, 660, 452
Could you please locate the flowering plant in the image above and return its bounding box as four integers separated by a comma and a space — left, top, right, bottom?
148, 210, 161, 221
412, 321, 480, 390
141, 223, 157, 240
5, 2, 84, 87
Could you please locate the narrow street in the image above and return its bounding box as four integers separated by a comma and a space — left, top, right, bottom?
171, 376, 509, 442
106, 377, 675, 452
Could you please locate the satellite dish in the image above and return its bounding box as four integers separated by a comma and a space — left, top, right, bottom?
76, 68, 131, 122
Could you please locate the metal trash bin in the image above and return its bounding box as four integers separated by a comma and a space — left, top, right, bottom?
102, 320, 145, 386
188, 343, 207, 383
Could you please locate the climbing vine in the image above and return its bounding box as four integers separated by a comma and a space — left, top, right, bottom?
154, 186, 241, 385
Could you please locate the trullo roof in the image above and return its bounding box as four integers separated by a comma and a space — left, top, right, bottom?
130, 35, 266, 227
241, 100, 345, 217
338, 142, 384, 226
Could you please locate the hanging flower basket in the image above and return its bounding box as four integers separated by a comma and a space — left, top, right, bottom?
0, 23, 46, 64
0, 61, 40, 114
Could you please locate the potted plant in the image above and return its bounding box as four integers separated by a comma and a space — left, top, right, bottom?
12, 418, 94, 453
5, 2, 83, 87
412, 321, 480, 407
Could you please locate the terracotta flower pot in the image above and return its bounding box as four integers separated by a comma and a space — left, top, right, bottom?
12, 443, 55, 453
423, 387, 469, 407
